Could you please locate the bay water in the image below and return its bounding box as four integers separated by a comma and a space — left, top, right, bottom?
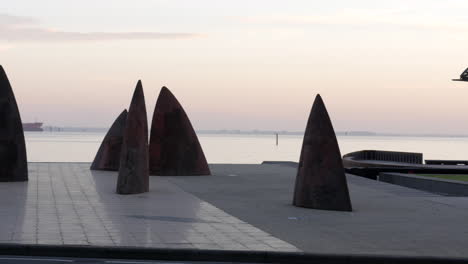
25, 132, 468, 163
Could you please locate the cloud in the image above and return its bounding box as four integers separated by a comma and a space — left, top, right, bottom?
0, 44, 12, 51
240, 9, 468, 31
0, 13, 200, 42
0, 13, 38, 26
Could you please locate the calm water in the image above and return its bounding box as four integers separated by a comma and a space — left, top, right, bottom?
24, 132, 468, 163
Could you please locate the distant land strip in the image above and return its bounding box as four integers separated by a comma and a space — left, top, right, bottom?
33, 126, 468, 138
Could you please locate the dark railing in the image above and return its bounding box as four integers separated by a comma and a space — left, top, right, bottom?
343, 150, 423, 164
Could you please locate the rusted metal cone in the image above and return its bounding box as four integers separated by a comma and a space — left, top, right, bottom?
90, 109, 127, 171
293, 94, 352, 211
149, 87, 210, 176
116, 81, 149, 194
0, 66, 28, 182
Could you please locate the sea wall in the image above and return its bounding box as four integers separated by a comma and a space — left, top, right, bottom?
379, 172, 468, 196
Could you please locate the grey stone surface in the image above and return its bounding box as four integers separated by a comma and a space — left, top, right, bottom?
167, 163, 468, 257
379, 172, 468, 196
0, 162, 297, 252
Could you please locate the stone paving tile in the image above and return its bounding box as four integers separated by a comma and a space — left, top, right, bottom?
0, 163, 299, 251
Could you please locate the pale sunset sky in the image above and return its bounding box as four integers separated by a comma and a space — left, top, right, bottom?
1, 0, 468, 134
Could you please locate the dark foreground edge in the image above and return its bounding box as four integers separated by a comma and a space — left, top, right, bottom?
0, 244, 468, 264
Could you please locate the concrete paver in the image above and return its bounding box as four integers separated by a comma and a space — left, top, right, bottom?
0, 163, 298, 251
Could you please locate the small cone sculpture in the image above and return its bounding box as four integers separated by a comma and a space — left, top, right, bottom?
90, 109, 127, 171
116, 81, 149, 194
293, 94, 352, 211
149, 87, 210, 176
0, 66, 28, 182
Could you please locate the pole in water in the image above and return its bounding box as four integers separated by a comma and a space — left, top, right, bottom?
276, 133, 279, 146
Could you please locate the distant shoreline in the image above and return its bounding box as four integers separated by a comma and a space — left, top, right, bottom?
34, 126, 468, 138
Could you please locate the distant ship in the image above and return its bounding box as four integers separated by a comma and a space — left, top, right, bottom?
452, 67, 468, 82
22, 122, 43, 132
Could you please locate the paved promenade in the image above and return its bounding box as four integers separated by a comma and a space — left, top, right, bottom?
2, 162, 468, 258
0, 163, 297, 251
169, 164, 468, 258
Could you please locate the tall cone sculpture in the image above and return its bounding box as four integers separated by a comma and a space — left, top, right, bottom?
0, 66, 27, 182
90, 109, 127, 171
149, 87, 210, 176
293, 94, 352, 211
116, 81, 149, 194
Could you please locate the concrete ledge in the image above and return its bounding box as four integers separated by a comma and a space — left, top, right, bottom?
346, 167, 468, 180
379, 173, 468, 196
262, 161, 298, 168
1, 244, 468, 264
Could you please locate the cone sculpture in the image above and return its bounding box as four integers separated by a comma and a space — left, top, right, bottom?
0, 66, 28, 182
149, 87, 210, 176
293, 94, 352, 211
116, 81, 149, 194
91, 110, 127, 171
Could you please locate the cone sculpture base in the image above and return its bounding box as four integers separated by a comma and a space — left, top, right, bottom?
149, 87, 210, 176
293, 94, 352, 211
116, 81, 149, 194
0, 66, 28, 182
91, 110, 127, 171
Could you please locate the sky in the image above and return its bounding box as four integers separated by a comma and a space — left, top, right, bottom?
2, 0, 468, 134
